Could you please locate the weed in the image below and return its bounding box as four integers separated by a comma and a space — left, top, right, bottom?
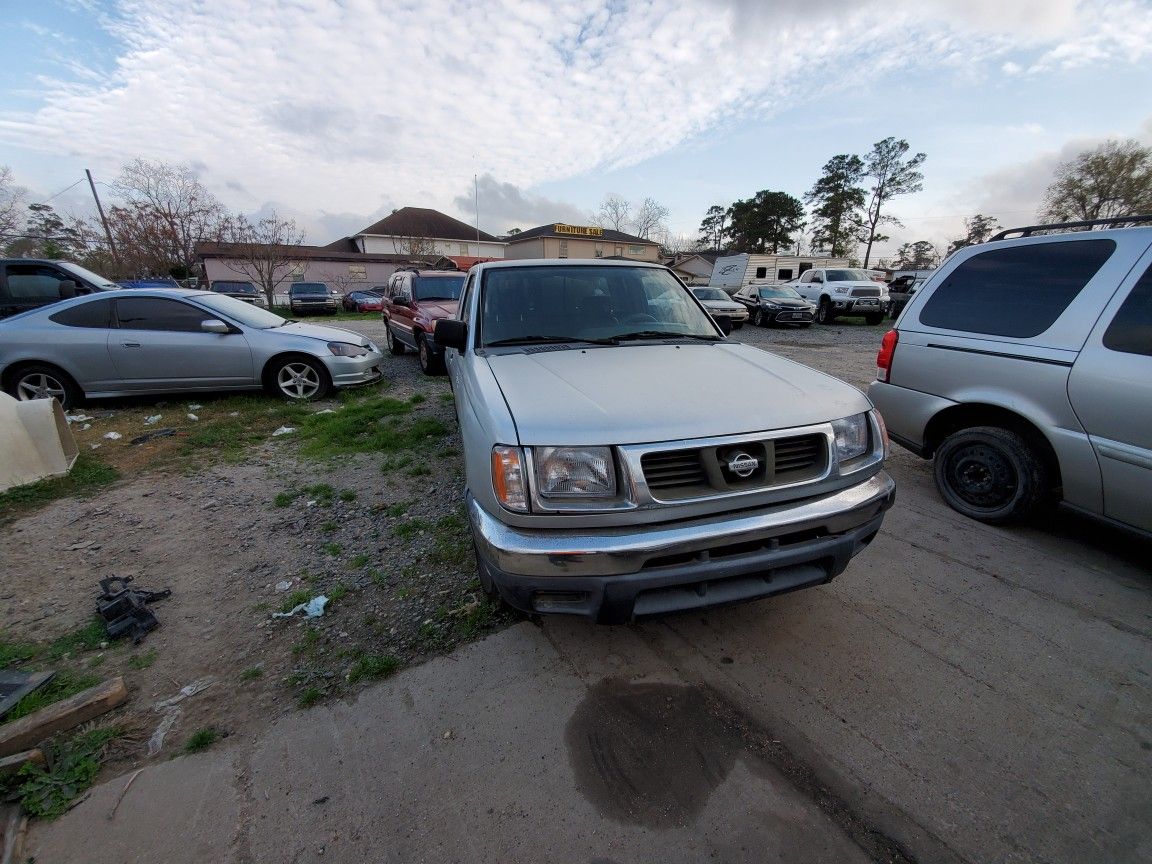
393, 518, 428, 540
346, 654, 400, 684
381, 454, 414, 473
0, 638, 37, 669
396, 586, 415, 600
409, 393, 426, 405
281, 589, 312, 612
321, 520, 338, 533
328, 582, 350, 602
348, 553, 371, 570
322, 542, 343, 556
438, 391, 455, 403
368, 570, 388, 588
5, 669, 102, 721
184, 726, 220, 753
274, 491, 296, 507
128, 648, 157, 670
292, 628, 321, 655
407, 465, 432, 477
44, 619, 106, 661
252, 601, 270, 614
339, 489, 357, 502
298, 687, 323, 708
15, 726, 121, 818
385, 501, 410, 517
0, 453, 118, 522
240, 666, 264, 681
363, 613, 378, 626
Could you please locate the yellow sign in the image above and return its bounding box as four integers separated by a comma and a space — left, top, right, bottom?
554, 223, 604, 237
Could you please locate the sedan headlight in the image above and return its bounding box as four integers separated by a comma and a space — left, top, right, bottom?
328, 342, 369, 357
533, 446, 616, 497
831, 413, 869, 461
762, 301, 781, 309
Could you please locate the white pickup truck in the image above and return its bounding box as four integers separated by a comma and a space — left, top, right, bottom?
791, 268, 889, 325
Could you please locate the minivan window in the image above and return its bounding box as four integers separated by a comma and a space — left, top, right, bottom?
50, 299, 114, 328
1102, 263, 1152, 357
918, 239, 1116, 338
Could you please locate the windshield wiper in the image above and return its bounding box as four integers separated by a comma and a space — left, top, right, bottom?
612, 330, 721, 341
486, 334, 617, 347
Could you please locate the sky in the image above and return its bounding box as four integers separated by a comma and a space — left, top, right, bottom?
1, 0, 1151, 261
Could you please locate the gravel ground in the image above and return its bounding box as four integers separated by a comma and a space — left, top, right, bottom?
1, 312, 889, 772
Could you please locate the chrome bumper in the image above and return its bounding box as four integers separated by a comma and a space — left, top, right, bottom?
469, 471, 894, 578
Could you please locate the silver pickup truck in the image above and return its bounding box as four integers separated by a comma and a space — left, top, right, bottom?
436, 259, 895, 623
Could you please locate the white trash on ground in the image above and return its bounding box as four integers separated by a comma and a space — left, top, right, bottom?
103, 431, 123, 440
147, 708, 181, 756
153, 677, 215, 712
272, 596, 329, 619
271, 426, 295, 437
144, 414, 162, 425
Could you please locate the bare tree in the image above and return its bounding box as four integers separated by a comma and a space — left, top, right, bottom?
1041, 139, 1152, 223
595, 194, 631, 232
113, 159, 227, 276
632, 197, 670, 240
220, 214, 307, 307
861, 137, 926, 268
0, 166, 26, 246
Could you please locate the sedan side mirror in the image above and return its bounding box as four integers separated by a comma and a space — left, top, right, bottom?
57, 279, 78, 299
201, 319, 232, 334
434, 319, 468, 351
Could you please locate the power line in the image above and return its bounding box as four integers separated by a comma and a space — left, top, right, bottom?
38, 177, 86, 205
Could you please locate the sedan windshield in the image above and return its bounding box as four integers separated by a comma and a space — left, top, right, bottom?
480, 266, 720, 347
58, 262, 121, 290
692, 288, 731, 302
758, 286, 804, 300
193, 293, 287, 328
413, 275, 465, 301
826, 269, 872, 282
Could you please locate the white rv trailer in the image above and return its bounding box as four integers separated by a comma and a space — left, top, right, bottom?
708, 253, 850, 293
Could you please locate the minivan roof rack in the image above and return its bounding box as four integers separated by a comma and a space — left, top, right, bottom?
990, 214, 1152, 241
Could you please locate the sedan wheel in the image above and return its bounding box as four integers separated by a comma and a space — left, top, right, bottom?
752, 308, 764, 327
9, 365, 80, 410
271, 357, 330, 401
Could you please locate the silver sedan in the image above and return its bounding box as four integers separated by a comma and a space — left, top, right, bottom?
0, 289, 384, 409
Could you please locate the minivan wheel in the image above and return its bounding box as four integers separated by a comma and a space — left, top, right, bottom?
385, 325, 405, 355
417, 334, 445, 376
815, 298, 834, 324
267, 356, 331, 401
934, 426, 1049, 524
7, 364, 82, 410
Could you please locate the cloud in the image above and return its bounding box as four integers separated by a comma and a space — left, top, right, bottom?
0, 0, 1148, 232
453, 175, 589, 235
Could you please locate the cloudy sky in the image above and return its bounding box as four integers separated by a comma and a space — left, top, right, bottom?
1, 0, 1150, 258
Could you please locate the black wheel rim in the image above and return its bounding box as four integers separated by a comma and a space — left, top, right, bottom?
943, 444, 1018, 511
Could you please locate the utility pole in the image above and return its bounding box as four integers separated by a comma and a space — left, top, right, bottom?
474, 174, 480, 258
85, 169, 119, 266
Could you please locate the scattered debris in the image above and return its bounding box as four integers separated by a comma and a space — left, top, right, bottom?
186, 413, 199, 421
81, 423, 91, 431
153, 678, 215, 713
97, 576, 172, 643
130, 428, 177, 445
64, 413, 94, 424
147, 709, 180, 757
275, 580, 293, 593
271, 426, 296, 437
228, 411, 239, 417
143, 414, 162, 425
315, 409, 336, 415
107, 768, 145, 821
312, 796, 329, 805
102, 431, 123, 440
187, 403, 202, 411
0, 670, 56, 720
0, 677, 128, 758
272, 596, 329, 619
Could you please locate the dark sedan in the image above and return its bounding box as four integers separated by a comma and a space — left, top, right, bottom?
733, 284, 815, 327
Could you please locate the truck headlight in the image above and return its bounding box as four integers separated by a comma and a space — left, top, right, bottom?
328, 342, 369, 357
833, 285, 850, 295
831, 413, 869, 461
533, 447, 616, 497
492, 446, 528, 512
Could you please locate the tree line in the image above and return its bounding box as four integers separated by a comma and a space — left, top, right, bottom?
697, 136, 1152, 270
0, 159, 303, 305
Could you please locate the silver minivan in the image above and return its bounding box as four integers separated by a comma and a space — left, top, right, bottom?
869, 217, 1152, 534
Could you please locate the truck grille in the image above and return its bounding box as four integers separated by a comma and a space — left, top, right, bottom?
640, 433, 827, 500
850, 287, 881, 298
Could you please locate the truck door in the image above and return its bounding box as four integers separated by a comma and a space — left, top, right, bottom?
1067, 252, 1152, 532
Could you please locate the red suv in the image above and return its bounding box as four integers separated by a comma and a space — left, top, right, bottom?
382, 268, 466, 375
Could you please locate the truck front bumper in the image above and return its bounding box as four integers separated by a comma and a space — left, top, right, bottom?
469, 471, 895, 623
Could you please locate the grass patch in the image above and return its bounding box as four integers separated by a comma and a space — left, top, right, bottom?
346, 654, 399, 684
44, 619, 106, 661
298, 687, 323, 708
321, 520, 338, 532
429, 513, 472, 566
384, 501, 410, 517
273, 491, 295, 507
275, 483, 336, 509
13, 726, 121, 819
321, 542, 342, 556
127, 648, 157, 670
184, 726, 221, 754
240, 666, 263, 680
328, 582, 350, 602
393, 518, 429, 540
438, 392, 454, 403
5, 669, 102, 722
281, 589, 312, 612
408, 393, 426, 405
292, 629, 321, 656
295, 397, 449, 459
0, 453, 118, 522
348, 553, 371, 570
339, 489, 357, 502
0, 638, 37, 669
381, 454, 414, 473
407, 465, 432, 477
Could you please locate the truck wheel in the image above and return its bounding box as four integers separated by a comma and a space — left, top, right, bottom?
865, 312, 885, 325
417, 334, 445, 376
933, 426, 1050, 524
385, 325, 405, 355
815, 298, 834, 324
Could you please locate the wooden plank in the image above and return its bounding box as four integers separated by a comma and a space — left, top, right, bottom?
0, 670, 56, 720
0, 749, 43, 777
0, 677, 127, 757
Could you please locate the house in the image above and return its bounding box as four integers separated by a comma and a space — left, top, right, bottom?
349, 207, 505, 258
503, 223, 662, 261
663, 253, 715, 285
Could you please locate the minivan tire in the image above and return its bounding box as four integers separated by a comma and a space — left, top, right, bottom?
933, 426, 1050, 524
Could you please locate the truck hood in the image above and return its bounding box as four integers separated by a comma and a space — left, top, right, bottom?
485, 343, 870, 446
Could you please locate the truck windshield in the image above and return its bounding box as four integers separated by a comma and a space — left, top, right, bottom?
479, 266, 720, 346
291, 283, 328, 295
826, 269, 871, 282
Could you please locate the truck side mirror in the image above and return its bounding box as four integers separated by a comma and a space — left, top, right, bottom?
435, 319, 468, 351
58, 279, 78, 299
